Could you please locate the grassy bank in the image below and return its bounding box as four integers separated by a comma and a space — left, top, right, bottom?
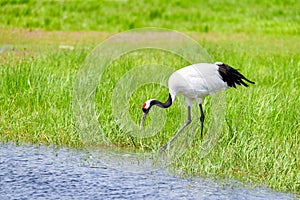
1, 0, 299, 194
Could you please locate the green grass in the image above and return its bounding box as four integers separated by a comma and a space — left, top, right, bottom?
0, 0, 299, 35
0, 50, 85, 146
0, 0, 299, 195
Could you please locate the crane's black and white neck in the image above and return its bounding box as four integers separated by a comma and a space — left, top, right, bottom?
140, 62, 255, 147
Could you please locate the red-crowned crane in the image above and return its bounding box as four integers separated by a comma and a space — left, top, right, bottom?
140, 62, 255, 147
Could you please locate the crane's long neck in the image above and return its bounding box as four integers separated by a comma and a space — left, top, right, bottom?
152, 93, 173, 109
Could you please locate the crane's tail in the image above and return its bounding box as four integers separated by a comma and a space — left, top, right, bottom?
217, 63, 255, 88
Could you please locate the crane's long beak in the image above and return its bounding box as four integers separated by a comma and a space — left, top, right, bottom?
140, 112, 147, 130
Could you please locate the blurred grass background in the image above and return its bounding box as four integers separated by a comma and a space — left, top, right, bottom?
0, 0, 299, 35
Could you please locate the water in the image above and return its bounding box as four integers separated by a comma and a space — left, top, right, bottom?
0, 144, 296, 200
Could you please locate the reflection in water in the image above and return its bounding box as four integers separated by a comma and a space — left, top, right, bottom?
0, 144, 296, 200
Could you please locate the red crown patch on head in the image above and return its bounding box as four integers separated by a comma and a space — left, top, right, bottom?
142, 103, 146, 108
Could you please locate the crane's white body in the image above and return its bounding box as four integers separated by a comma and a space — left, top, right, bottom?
168, 63, 228, 105
140, 62, 254, 146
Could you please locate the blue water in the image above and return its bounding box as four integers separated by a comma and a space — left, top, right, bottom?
0, 144, 297, 199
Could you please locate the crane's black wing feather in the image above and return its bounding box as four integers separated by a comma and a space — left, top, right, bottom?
217, 63, 255, 88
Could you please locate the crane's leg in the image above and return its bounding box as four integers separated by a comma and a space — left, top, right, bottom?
161, 106, 191, 150
199, 103, 205, 139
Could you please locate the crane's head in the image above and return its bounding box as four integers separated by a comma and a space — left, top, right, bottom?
140, 99, 154, 129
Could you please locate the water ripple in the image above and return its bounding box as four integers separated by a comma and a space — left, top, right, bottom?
0, 144, 296, 200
